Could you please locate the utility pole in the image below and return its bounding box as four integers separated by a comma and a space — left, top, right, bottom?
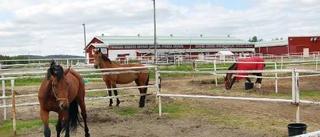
82, 23, 87, 64
152, 0, 157, 64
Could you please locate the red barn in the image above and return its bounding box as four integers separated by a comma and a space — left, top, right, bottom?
255, 36, 320, 56
85, 35, 255, 63
254, 40, 288, 55
288, 36, 320, 55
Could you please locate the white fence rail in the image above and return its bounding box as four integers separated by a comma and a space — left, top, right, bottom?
155, 69, 320, 135
0, 65, 157, 118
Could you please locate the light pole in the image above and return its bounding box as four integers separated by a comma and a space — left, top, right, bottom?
82, 23, 87, 64
152, 0, 157, 64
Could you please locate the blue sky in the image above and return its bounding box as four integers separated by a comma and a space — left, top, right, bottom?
0, 0, 319, 56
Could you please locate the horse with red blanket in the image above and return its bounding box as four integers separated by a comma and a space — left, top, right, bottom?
224, 57, 265, 90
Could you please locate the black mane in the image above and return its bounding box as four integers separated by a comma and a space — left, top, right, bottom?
100, 52, 111, 63
46, 60, 64, 80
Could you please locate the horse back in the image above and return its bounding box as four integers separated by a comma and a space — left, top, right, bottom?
65, 69, 85, 100
104, 63, 149, 84
237, 57, 265, 70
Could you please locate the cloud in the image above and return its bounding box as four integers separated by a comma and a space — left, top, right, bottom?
0, 0, 319, 56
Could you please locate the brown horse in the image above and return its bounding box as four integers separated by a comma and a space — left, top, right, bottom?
92, 48, 150, 108
224, 57, 265, 90
38, 60, 90, 137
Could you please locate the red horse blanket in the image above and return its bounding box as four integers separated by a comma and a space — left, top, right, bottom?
235, 57, 265, 80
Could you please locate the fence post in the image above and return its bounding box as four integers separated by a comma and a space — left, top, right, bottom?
280, 56, 283, 69
155, 69, 162, 117
316, 55, 318, 71
274, 62, 278, 93
291, 68, 296, 103
295, 72, 300, 123
11, 79, 17, 136
214, 60, 218, 86
1, 74, 6, 120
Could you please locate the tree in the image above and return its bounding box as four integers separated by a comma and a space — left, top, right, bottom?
248, 36, 259, 42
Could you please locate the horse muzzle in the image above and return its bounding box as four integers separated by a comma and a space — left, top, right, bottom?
59, 101, 69, 111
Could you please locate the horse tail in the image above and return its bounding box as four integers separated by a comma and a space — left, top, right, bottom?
69, 100, 80, 131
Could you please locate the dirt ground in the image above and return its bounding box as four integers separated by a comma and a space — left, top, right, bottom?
2, 67, 320, 137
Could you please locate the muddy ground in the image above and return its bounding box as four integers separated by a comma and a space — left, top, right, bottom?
2, 67, 320, 137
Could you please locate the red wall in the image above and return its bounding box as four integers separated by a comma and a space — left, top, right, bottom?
288, 36, 320, 54
255, 46, 288, 55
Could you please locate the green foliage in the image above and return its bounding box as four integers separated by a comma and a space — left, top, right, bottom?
153, 102, 185, 118
114, 108, 139, 116
0, 118, 57, 137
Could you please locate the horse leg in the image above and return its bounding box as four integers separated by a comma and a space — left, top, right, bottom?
78, 100, 90, 137
61, 111, 70, 137
105, 82, 113, 107
245, 77, 252, 83
111, 83, 120, 107
138, 88, 147, 108
56, 113, 63, 137
135, 79, 148, 108
255, 73, 262, 88
40, 109, 51, 137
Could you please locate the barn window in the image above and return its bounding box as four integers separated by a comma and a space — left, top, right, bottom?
310, 38, 314, 42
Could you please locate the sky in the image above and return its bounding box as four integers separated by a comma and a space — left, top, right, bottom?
0, 0, 320, 56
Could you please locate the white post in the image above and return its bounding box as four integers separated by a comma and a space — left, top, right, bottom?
11, 79, 16, 136
295, 72, 300, 123
291, 68, 296, 103
281, 56, 283, 69
214, 60, 218, 86
274, 62, 278, 93
316, 55, 318, 71
155, 69, 162, 116
1, 75, 6, 120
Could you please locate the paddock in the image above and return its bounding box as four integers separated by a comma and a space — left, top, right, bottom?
1, 60, 320, 136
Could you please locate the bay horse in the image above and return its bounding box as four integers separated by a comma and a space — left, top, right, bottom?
224, 57, 265, 90
92, 48, 150, 108
38, 60, 90, 137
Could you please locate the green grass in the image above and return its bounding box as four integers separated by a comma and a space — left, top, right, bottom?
86, 91, 107, 97
153, 102, 186, 118
0, 118, 57, 137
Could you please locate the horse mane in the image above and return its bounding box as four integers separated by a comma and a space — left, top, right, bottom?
100, 52, 112, 63
46, 60, 64, 80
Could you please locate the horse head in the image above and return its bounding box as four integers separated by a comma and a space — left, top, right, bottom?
224, 74, 232, 90
224, 63, 237, 90
47, 63, 71, 110
92, 48, 111, 69
92, 48, 103, 69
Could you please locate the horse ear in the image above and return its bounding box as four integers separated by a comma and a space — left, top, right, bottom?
64, 66, 71, 75
98, 48, 101, 52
